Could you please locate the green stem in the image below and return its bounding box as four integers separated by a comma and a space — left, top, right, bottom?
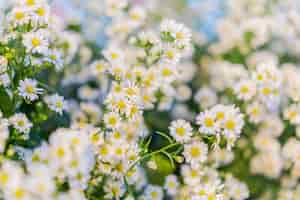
156, 131, 174, 143
126, 142, 181, 173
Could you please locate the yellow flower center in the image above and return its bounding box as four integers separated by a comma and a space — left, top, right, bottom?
110, 52, 119, 60
36, 7, 46, 16
55, 101, 63, 108
112, 186, 121, 196
15, 188, 25, 198
115, 148, 123, 155
56, 147, 65, 158
190, 147, 200, 157
117, 100, 126, 110
208, 194, 215, 200
143, 95, 150, 102
297, 154, 300, 161
32, 153, 40, 162
113, 131, 121, 139
114, 84, 122, 93
99, 145, 108, 156
50, 54, 57, 60
25, 85, 35, 94
126, 87, 136, 96
31, 38, 41, 47
225, 119, 236, 130
96, 64, 104, 71
0, 172, 8, 185
262, 87, 271, 96
204, 117, 214, 127
240, 85, 249, 94
71, 137, 80, 146
26, 0, 35, 6
151, 191, 158, 198
71, 160, 79, 168
257, 74, 263, 81
166, 50, 174, 59
251, 107, 259, 116
288, 111, 297, 119
130, 12, 141, 20
17, 120, 25, 127
176, 127, 185, 136
198, 189, 206, 196
168, 181, 176, 189
216, 112, 224, 120
115, 162, 124, 173
91, 134, 100, 143
176, 31, 184, 40
190, 170, 198, 177
162, 67, 172, 77
130, 105, 138, 116
15, 12, 25, 20
108, 116, 117, 126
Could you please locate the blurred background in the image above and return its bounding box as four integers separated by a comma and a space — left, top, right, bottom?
0, 0, 223, 45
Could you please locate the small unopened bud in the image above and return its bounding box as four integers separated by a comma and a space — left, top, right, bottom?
147, 160, 157, 170
7, 148, 15, 157
174, 156, 184, 163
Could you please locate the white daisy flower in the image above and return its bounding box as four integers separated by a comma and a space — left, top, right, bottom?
23, 31, 49, 55
18, 78, 43, 101
181, 164, 202, 186
192, 183, 223, 200
44, 94, 67, 114
9, 113, 32, 134
169, 119, 193, 143
9, 7, 31, 27
102, 46, 124, 64
164, 174, 179, 196
222, 106, 244, 138
128, 6, 146, 26
246, 101, 266, 123
45, 49, 64, 71
18, 0, 46, 7
31, 4, 50, 25
162, 46, 181, 64
160, 19, 192, 49
103, 179, 126, 199
196, 110, 219, 135
183, 140, 208, 167
90, 60, 108, 76
103, 112, 121, 129
284, 104, 300, 125
144, 185, 163, 200
234, 79, 256, 101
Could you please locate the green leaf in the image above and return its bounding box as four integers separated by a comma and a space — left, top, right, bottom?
0, 87, 14, 116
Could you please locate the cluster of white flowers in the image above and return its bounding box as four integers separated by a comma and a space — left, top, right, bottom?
104, 0, 146, 42
160, 166, 249, 200
0, 0, 89, 198
8, 0, 50, 27
0, 128, 94, 200
46, 0, 205, 199
209, 0, 300, 56
185, 0, 300, 198
197, 104, 244, 146
5, 0, 300, 199
92, 15, 195, 198
1, 0, 68, 115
